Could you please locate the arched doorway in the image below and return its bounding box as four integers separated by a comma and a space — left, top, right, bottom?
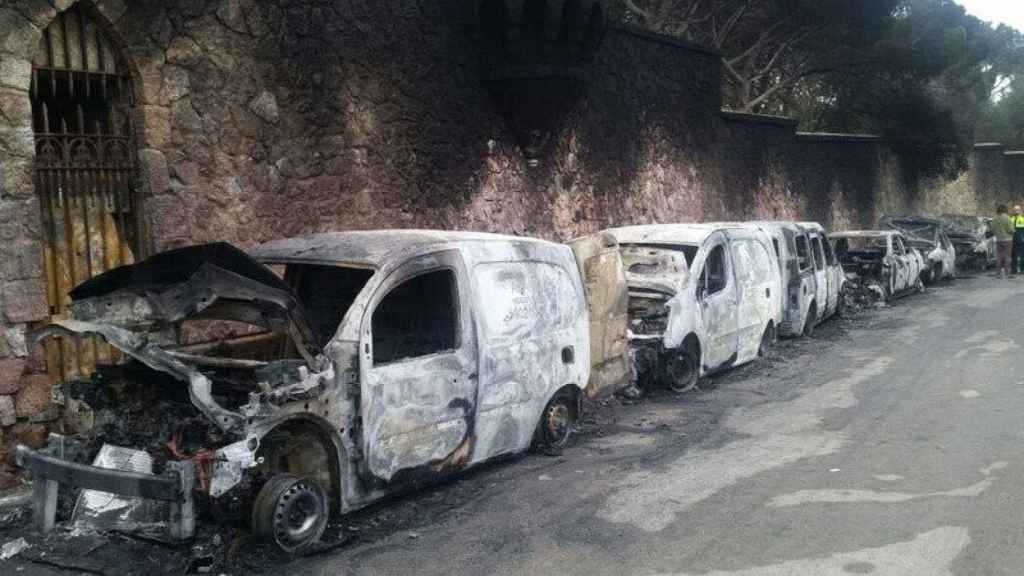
30, 3, 140, 382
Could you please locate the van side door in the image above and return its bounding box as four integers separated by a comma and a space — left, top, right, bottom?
822, 236, 842, 314
891, 235, 910, 292
730, 238, 777, 363
793, 233, 815, 329
359, 251, 479, 484
697, 241, 739, 370
809, 233, 828, 318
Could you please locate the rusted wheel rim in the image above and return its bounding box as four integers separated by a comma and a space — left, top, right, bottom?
544, 402, 571, 445
666, 352, 697, 393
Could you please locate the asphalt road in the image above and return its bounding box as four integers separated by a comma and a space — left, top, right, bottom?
293, 275, 1024, 576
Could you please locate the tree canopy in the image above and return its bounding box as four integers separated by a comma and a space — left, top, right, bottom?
613, 0, 1024, 175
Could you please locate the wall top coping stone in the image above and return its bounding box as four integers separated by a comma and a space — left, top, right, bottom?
1004, 151, 1024, 158
975, 143, 1007, 149
796, 132, 883, 143
719, 110, 799, 127
609, 25, 721, 58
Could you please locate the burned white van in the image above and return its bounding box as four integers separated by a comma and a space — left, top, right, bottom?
607, 224, 782, 393
19, 232, 590, 552
748, 222, 843, 337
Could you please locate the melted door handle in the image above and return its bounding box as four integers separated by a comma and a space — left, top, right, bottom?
765, 288, 771, 298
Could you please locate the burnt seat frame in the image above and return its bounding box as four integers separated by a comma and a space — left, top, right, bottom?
15, 434, 196, 540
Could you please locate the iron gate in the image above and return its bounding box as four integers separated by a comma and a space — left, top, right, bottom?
31, 4, 140, 383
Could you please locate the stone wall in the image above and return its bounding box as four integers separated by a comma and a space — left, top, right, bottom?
0, 0, 1014, 486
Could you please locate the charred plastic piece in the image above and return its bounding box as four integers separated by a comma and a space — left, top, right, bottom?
22, 232, 594, 551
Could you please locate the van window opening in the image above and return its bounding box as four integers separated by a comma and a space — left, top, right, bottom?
823, 237, 838, 266
372, 269, 459, 365
287, 264, 376, 347
811, 237, 826, 271
705, 245, 728, 295
795, 236, 811, 271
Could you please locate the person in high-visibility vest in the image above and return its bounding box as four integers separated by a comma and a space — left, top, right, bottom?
1013, 205, 1024, 274
994, 205, 1015, 278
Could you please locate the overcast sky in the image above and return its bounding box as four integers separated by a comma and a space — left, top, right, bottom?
957, 0, 1024, 32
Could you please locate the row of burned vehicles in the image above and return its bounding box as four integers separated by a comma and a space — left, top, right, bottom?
15, 218, 975, 552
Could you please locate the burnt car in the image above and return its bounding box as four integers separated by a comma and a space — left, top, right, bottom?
878, 216, 956, 284
936, 214, 994, 271
829, 230, 925, 301
607, 224, 782, 393
19, 232, 594, 552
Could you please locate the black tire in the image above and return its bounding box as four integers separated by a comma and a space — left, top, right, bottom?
758, 324, 776, 358
252, 473, 329, 554
922, 266, 935, 286
536, 391, 576, 449
802, 305, 817, 337
836, 291, 847, 318
664, 345, 700, 394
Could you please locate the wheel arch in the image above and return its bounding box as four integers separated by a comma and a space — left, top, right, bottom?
254, 414, 346, 512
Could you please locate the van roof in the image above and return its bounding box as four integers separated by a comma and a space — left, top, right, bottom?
606, 223, 744, 246
250, 230, 558, 267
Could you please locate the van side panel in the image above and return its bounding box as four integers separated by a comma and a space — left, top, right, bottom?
469, 244, 589, 463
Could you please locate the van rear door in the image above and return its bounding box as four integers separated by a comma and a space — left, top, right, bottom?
569, 234, 630, 399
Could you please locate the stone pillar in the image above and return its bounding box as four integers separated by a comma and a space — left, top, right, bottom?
0, 0, 66, 488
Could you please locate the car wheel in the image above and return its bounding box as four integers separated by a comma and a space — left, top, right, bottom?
758, 324, 776, 358
252, 474, 329, 554
802, 305, 817, 337
922, 266, 935, 286
537, 392, 576, 449
664, 346, 700, 394
836, 292, 847, 318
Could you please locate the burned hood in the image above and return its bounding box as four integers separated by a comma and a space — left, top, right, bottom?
65, 243, 315, 348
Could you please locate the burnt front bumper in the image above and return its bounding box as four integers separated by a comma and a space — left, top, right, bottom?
15, 434, 196, 540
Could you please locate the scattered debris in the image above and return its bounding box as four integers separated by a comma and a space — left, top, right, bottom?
0, 536, 29, 560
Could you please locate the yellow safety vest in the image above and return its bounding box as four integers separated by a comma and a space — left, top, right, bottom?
1014, 215, 1024, 229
